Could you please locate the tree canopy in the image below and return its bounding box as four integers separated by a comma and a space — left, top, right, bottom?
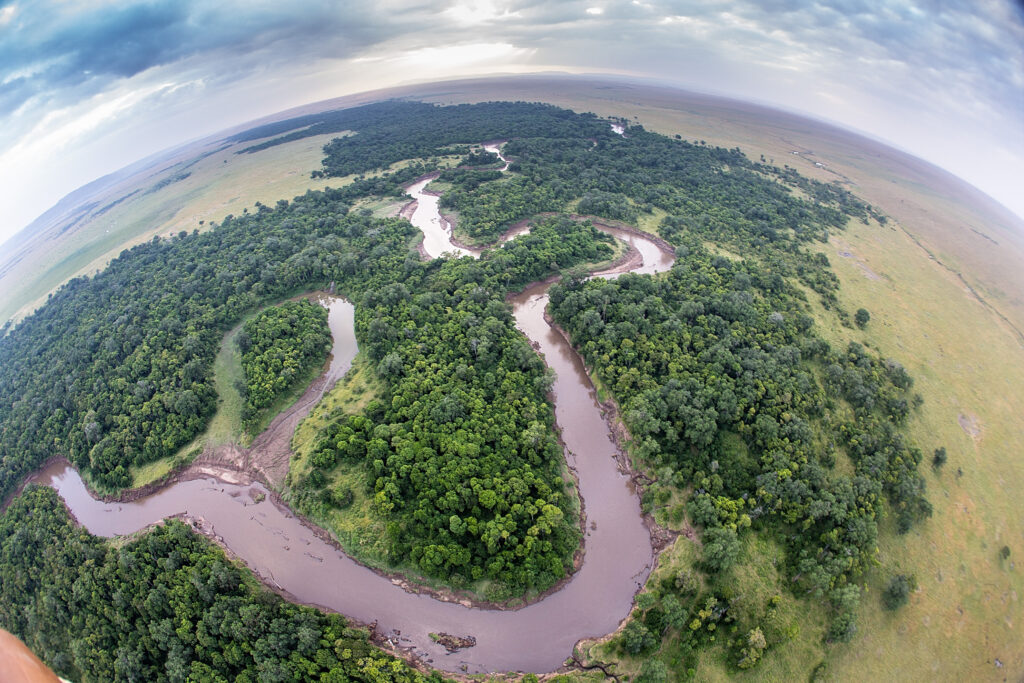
0, 486, 446, 683
238, 299, 331, 429
0, 99, 931, 673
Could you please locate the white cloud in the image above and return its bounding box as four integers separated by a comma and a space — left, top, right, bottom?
391, 42, 532, 69
0, 4, 16, 26
443, 0, 520, 26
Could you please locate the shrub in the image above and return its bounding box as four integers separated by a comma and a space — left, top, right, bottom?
855, 308, 871, 328
882, 574, 914, 610
619, 620, 656, 655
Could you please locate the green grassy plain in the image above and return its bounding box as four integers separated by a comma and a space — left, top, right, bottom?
1, 132, 350, 325
287, 353, 392, 567
805, 216, 1023, 681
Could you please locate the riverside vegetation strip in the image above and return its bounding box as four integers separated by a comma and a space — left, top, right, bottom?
237, 299, 332, 433
1, 100, 933, 679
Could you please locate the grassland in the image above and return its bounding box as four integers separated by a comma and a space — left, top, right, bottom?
1, 131, 350, 325
287, 352, 392, 566
805, 215, 1023, 681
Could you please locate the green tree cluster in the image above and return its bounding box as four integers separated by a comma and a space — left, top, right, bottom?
293, 217, 613, 598
230, 101, 611, 176
1, 99, 928, 669
550, 239, 929, 643
0, 486, 447, 683
238, 300, 331, 428
613, 568, 792, 675
456, 149, 502, 168
0, 182, 419, 496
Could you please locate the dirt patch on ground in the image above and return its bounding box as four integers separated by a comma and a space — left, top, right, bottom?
958, 413, 983, 440
398, 198, 418, 222
833, 236, 883, 281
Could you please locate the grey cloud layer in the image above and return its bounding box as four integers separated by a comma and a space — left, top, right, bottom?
2, 1, 1019, 122
0, 1, 416, 118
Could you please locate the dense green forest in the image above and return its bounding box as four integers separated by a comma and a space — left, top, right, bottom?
238, 300, 331, 429
0, 99, 930, 675
0, 179, 420, 496
0, 486, 445, 682
292, 216, 613, 598
549, 246, 927, 666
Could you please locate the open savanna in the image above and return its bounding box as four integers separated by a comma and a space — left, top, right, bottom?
286, 352, 392, 567
0, 131, 346, 325
807, 214, 1022, 681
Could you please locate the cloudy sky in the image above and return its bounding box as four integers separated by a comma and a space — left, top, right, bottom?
1, 0, 1022, 245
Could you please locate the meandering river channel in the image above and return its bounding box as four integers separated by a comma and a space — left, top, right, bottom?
30, 143, 675, 674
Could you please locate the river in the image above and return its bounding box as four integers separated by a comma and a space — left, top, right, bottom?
30, 147, 675, 674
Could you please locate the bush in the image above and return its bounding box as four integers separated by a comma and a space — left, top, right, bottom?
855, 308, 871, 328
332, 486, 355, 509
674, 569, 699, 595
702, 526, 741, 572
636, 659, 669, 683
619, 620, 657, 655
882, 574, 913, 610
736, 627, 767, 669
932, 447, 947, 470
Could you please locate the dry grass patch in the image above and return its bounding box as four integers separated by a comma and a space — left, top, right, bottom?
805, 216, 1024, 680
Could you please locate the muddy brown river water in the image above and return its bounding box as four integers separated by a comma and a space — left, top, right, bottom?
31, 151, 675, 674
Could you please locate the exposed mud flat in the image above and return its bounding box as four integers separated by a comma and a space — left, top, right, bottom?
957, 413, 982, 440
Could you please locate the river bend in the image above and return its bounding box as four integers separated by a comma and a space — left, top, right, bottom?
32, 149, 675, 674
